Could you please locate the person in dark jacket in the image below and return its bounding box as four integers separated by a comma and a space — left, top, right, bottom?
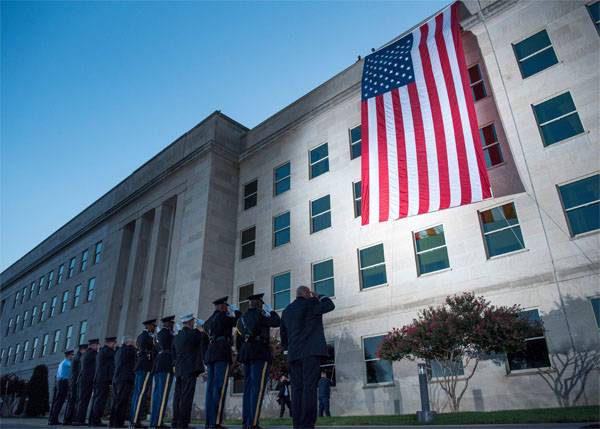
236, 293, 280, 429
204, 297, 240, 429
149, 316, 175, 428
63, 344, 87, 425
75, 339, 100, 425
130, 319, 157, 428
318, 371, 332, 417
281, 286, 335, 429
276, 375, 292, 418
110, 337, 136, 428
172, 313, 207, 429
48, 349, 74, 425
89, 336, 117, 426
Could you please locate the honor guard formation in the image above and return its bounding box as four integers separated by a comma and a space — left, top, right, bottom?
47, 288, 334, 429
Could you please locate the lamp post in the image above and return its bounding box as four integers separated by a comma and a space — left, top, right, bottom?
416, 363, 436, 424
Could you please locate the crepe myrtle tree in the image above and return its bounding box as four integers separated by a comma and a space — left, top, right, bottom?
378, 292, 536, 412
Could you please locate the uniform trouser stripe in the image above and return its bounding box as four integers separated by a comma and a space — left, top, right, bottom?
253, 361, 269, 427
133, 372, 150, 424
157, 373, 171, 427
216, 364, 230, 425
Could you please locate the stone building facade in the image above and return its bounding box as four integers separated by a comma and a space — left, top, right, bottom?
1, 0, 598, 417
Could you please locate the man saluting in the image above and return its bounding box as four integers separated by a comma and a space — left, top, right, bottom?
236, 293, 280, 429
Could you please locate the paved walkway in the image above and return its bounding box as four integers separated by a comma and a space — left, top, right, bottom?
1, 417, 599, 429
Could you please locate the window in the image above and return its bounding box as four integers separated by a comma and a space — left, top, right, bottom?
240, 227, 256, 259
479, 202, 525, 258
591, 298, 600, 328
5, 318, 13, 336
65, 325, 73, 350
533, 92, 584, 146
80, 249, 89, 272
14, 315, 19, 333
513, 30, 558, 79
22, 311, 28, 330
479, 124, 504, 168
68, 257, 76, 278
6, 347, 12, 366
31, 306, 37, 326
29, 281, 36, 300
358, 244, 387, 289
349, 126, 362, 160
507, 309, 550, 371
312, 259, 334, 298
232, 372, 245, 394
588, 2, 600, 35
78, 320, 88, 345
73, 284, 82, 308
468, 64, 487, 101
558, 175, 599, 236
274, 162, 291, 196
22, 341, 29, 362
414, 225, 450, 275
238, 283, 254, 313
363, 335, 393, 385
50, 296, 57, 318
428, 359, 464, 378
21, 286, 27, 304
94, 241, 103, 264
310, 143, 329, 179
31, 338, 39, 359
13, 344, 20, 364
320, 343, 336, 384
86, 278, 96, 302
41, 333, 49, 357
61, 291, 70, 313
0, 349, 4, 366
273, 212, 291, 247
243, 179, 258, 210
38, 276, 45, 295
310, 195, 331, 233
272, 272, 291, 311
52, 330, 61, 354
47, 270, 54, 289
353, 181, 362, 218
57, 264, 65, 284
40, 301, 47, 322
13, 291, 19, 308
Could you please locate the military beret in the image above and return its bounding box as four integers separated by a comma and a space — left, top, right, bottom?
212, 296, 229, 305
105, 336, 117, 342
78, 344, 89, 350
247, 293, 265, 302
64, 350, 74, 356
142, 319, 157, 326
88, 339, 100, 345
161, 315, 175, 323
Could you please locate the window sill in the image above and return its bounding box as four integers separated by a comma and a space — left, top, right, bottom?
418, 267, 452, 278
571, 228, 600, 241
486, 161, 506, 171
429, 375, 468, 383
521, 60, 562, 81
542, 130, 589, 149
487, 247, 529, 261
273, 241, 292, 250
507, 366, 554, 377
363, 381, 395, 389
359, 283, 389, 293
310, 226, 333, 236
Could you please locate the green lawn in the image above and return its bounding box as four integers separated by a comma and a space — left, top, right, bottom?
206, 405, 600, 426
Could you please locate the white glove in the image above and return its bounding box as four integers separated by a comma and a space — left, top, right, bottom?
175, 323, 182, 333
228, 304, 239, 312
195, 319, 204, 329
262, 303, 273, 316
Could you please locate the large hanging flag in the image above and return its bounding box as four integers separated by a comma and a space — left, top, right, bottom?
361, 2, 491, 225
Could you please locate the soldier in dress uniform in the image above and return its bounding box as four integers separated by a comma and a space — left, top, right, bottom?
48, 349, 74, 425
75, 339, 100, 425
89, 336, 117, 426
203, 297, 241, 429
149, 316, 175, 428
171, 314, 207, 429
63, 343, 87, 425
235, 293, 280, 429
130, 319, 157, 428
110, 337, 137, 428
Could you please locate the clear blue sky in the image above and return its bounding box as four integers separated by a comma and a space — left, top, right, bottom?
1, 0, 447, 272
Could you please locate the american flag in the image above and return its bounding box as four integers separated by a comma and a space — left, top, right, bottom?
360, 3, 491, 225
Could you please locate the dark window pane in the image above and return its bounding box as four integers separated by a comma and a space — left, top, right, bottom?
519, 47, 558, 78
508, 337, 550, 371
244, 194, 257, 210
514, 30, 552, 60
363, 336, 383, 360
351, 141, 362, 159
313, 260, 333, 281
312, 196, 330, 216
591, 298, 600, 328
311, 159, 329, 178
273, 273, 290, 293
484, 144, 504, 167
312, 213, 331, 233
275, 177, 290, 195
415, 226, 445, 252
559, 175, 599, 209
274, 292, 290, 310
366, 360, 394, 384
275, 163, 290, 181
418, 247, 450, 275
471, 82, 487, 101
241, 242, 255, 259
239, 284, 254, 302
485, 226, 525, 257
480, 203, 519, 233
274, 212, 290, 231
244, 180, 257, 195
480, 124, 498, 146
468, 64, 482, 83
429, 359, 464, 378
315, 279, 334, 297
359, 244, 385, 268
361, 265, 387, 289
354, 182, 362, 199
566, 203, 599, 235
533, 93, 576, 124
540, 113, 584, 146
233, 374, 244, 394
310, 144, 328, 164
274, 229, 290, 247
350, 126, 362, 143
241, 227, 255, 244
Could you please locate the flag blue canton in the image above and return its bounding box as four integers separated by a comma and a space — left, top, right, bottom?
361, 33, 415, 101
